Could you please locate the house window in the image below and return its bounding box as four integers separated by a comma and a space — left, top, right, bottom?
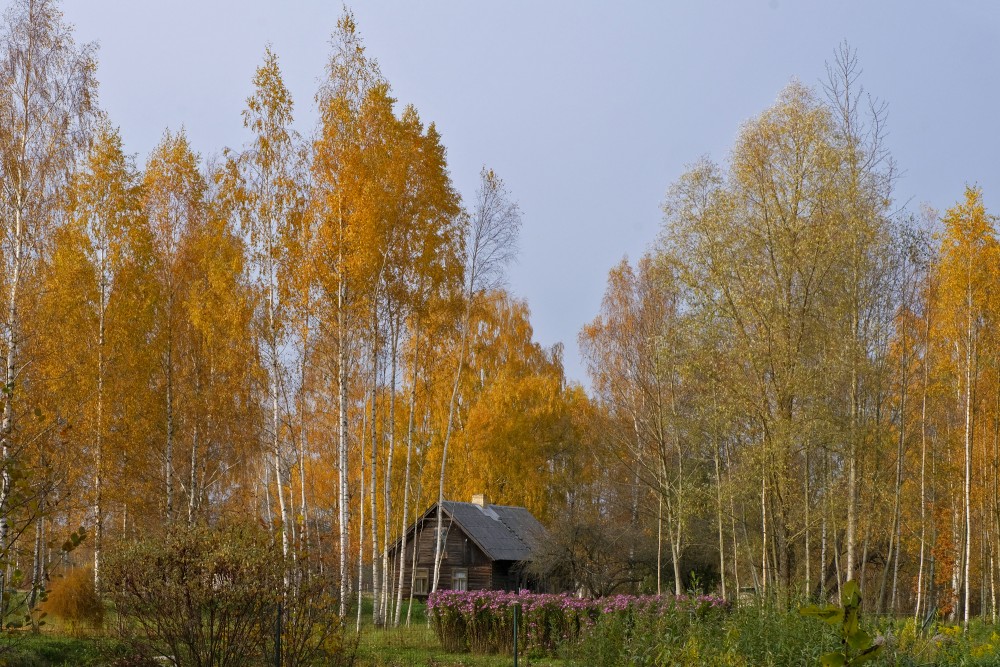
414, 568, 429, 595
452, 568, 468, 592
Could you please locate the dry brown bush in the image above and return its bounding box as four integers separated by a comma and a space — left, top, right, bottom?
42, 566, 104, 632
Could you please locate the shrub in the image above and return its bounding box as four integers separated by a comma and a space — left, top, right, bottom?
266, 562, 357, 667
426, 589, 729, 658
105, 522, 353, 667
105, 523, 281, 667
42, 566, 104, 632
566, 594, 733, 666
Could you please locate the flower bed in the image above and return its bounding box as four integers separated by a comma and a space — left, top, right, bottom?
426, 589, 729, 656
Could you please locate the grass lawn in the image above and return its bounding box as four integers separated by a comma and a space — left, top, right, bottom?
7, 601, 1000, 666
0, 596, 562, 667
354, 596, 566, 667
0, 627, 555, 667
356, 622, 567, 667
0, 631, 121, 667
0, 624, 564, 667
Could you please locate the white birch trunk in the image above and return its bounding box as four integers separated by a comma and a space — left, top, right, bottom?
369, 341, 380, 624
336, 207, 349, 616
915, 301, 932, 623
94, 284, 105, 590
761, 472, 768, 595
165, 325, 174, 521
394, 325, 420, 626
963, 283, 973, 628
380, 319, 398, 624
432, 305, 470, 593
356, 400, 367, 632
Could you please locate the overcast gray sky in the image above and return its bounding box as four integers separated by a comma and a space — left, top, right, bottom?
33, 1, 1000, 384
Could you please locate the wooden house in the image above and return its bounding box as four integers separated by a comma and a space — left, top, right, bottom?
389, 494, 547, 597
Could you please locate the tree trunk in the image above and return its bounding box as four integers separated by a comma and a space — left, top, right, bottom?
0, 140, 26, 618
356, 398, 367, 632
725, 439, 741, 599
269, 260, 290, 561
761, 472, 768, 594
860, 507, 870, 599
656, 493, 662, 597
380, 318, 399, 626
671, 511, 683, 596
846, 352, 858, 583
891, 262, 912, 614
165, 324, 174, 522
963, 283, 973, 628
915, 302, 931, 623
336, 209, 349, 617
190, 357, 201, 526
394, 321, 420, 626
993, 394, 1000, 622
94, 293, 105, 591
432, 298, 472, 593
369, 330, 380, 624
28, 510, 43, 610
803, 446, 810, 598
407, 463, 425, 627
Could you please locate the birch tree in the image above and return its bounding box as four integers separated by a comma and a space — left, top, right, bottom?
667, 85, 843, 598
823, 43, 896, 586
143, 129, 207, 522
0, 0, 95, 590
72, 122, 143, 588
312, 9, 381, 614
220, 46, 305, 564
431, 168, 521, 593
936, 186, 996, 627
581, 255, 693, 595
390, 112, 462, 624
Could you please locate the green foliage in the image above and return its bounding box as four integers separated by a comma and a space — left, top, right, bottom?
60, 526, 87, 554
355, 622, 563, 667
9, 605, 1000, 666
429, 591, 729, 659
563, 596, 834, 667
0, 634, 111, 667
800, 581, 882, 666
873, 617, 1000, 666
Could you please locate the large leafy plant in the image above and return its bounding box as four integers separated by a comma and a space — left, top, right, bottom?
800, 581, 882, 666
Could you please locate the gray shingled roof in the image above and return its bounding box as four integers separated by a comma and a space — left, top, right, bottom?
438, 501, 547, 562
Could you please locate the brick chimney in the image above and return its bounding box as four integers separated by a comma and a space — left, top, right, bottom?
472, 493, 489, 508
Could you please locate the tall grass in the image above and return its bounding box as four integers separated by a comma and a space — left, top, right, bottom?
562, 599, 1000, 666
427, 588, 1000, 666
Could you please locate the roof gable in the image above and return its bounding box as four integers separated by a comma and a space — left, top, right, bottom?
442, 501, 546, 561
401, 500, 547, 562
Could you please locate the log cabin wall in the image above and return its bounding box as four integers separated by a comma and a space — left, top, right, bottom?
394, 514, 493, 598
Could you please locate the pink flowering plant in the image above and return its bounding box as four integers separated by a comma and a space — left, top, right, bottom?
426, 589, 729, 656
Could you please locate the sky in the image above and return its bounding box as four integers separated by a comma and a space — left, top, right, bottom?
24, 0, 1000, 384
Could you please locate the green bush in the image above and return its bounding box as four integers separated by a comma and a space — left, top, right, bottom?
564, 597, 839, 667
0, 633, 115, 667
429, 590, 729, 659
